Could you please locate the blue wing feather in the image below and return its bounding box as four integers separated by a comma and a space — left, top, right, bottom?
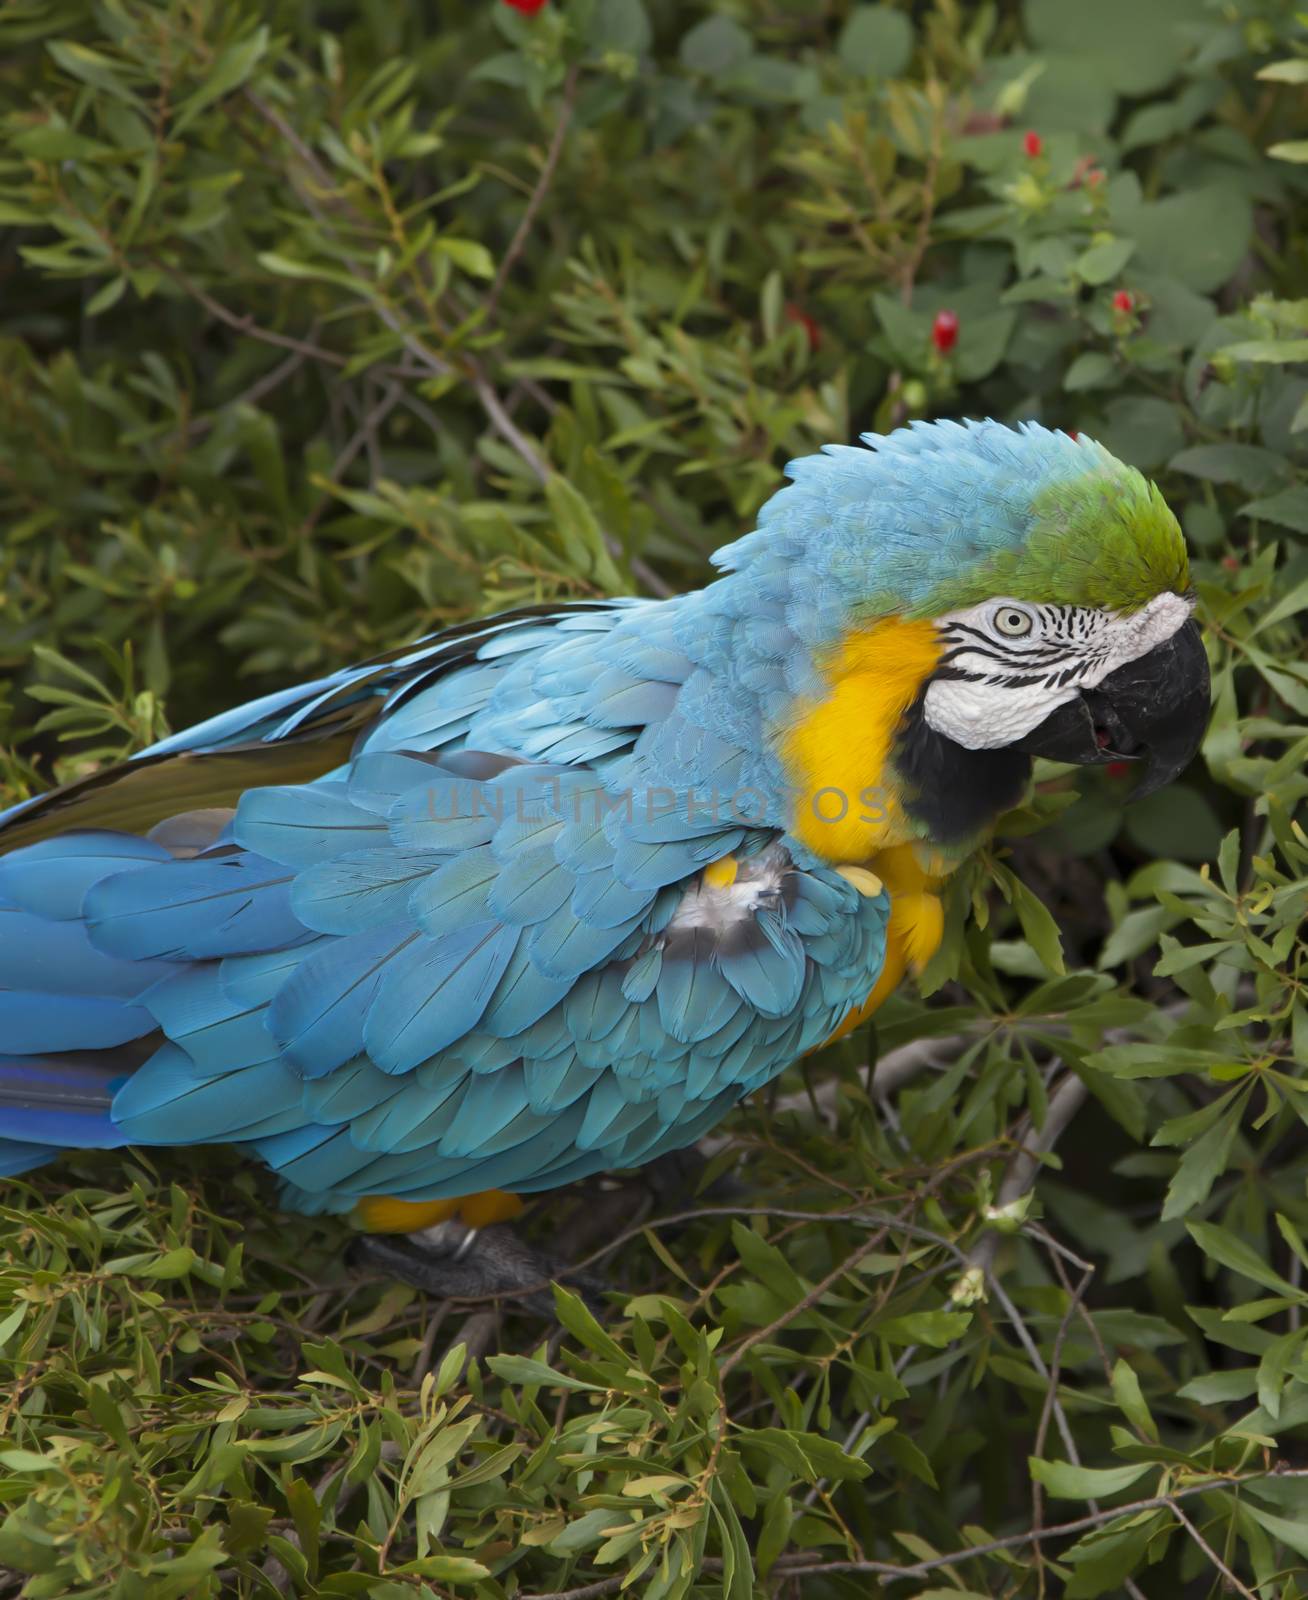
0, 587, 894, 1207
363, 921, 519, 1074
233, 784, 387, 867
86, 851, 307, 961
112, 1043, 303, 1142
0, 832, 172, 919
268, 923, 419, 1076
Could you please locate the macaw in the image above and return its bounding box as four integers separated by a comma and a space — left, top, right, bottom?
0, 420, 1209, 1295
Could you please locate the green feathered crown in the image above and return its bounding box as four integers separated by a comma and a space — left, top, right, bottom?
910, 438, 1191, 618
736, 421, 1192, 627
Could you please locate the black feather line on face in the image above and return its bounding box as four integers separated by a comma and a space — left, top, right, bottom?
937, 640, 1071, 670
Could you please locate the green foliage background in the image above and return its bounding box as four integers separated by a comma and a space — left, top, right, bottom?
2, 0, 1308, 1594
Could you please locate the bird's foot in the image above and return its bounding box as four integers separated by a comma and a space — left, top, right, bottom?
351, 1219, 605, 1315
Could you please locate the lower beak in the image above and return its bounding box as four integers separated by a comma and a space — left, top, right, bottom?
1013, 619, 1210, 800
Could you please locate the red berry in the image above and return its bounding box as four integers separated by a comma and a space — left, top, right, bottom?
1105, 761, 1131, 779
1023, 130, 1043, 158
502, 0, 547, 11
1067, 429, 1080, 441
1221, 555, 1240, 571
784, 302, 821, 352
1112, 289, 1134, 313
931, 309, 959, 354
1086, 168, 1105, 187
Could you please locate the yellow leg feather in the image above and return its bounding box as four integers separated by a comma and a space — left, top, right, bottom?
353, 1190, 525, 1234
814, 844, 947, 1049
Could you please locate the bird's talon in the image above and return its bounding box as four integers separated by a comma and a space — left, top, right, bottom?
350, 1221, 605, 1317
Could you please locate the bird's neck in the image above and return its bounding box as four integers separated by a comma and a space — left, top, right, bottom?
774, 614, 1030, 867
890, 694, 1033, 849
778, 616, 942, 863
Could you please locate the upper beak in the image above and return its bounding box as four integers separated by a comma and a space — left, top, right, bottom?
1013, 618, 1210, 800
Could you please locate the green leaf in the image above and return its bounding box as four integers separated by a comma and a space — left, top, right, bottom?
1029, 1456, 1154, 1499
407, 1556, 493, 1580
1239, 485, 1308, 533
756, 1491, 793, 1577
257, 251, 325, 280
1242, 1499, 1308, 1559
133, 1246, 197, 1279
172, 28, 269, 133
1160, 1097, 1243, 1221
552, 1284, 630, 1366
837, 7, 914, 77
588, 0, 651, 54
1223, 337, 1308, 364
1171, 442, 1289, 493
46, 40, 137, 100
873, 291, 930, 363
1006, 874, 1066, 975
544, 473, 627, 591
1026, 0, 1197, 96
436, 237, 496, 279
1176, 1368, 1259, 1404
485, 1355, 603, 1391
1188, 1221, 1301, 1296
1064, 352, 1116, 391
1258, 59, 1308, 83
85, 276, 127, 316
1063, 1514, 1167, 1599
1099, 906, 1176, 969
1112, 181, 1252, 293
1110, 1359, 1159, 1441
1088, 1042, 1230, 1079
1123, 785, 1223, 863
1076, 238, 1135, 285
878, 1310, 972, 1347
679, 17, 753, 76
729, 1220, 808, 1303
1095, 396, 1184, 470
954, 309, 1017, 381
1256, 1328, 1303, 1420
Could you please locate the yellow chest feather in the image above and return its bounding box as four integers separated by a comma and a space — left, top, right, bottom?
780, 616, 943, 863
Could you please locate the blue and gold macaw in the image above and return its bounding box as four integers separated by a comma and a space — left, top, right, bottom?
0, 421, 1208, 1288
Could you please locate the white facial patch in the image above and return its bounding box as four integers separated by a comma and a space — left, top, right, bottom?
922, 591, 1193, 751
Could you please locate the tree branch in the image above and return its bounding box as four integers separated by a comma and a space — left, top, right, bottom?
485, 66, 580, 319
520, 1471, 1308, 1597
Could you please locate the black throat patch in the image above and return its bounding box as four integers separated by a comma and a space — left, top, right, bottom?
893, 691, 1033, 846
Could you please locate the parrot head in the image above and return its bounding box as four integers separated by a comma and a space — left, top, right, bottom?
715, 419, 1211, 856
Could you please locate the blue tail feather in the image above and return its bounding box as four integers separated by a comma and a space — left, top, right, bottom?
0, 1137, 60, 1177
0, 1054, 131, 1150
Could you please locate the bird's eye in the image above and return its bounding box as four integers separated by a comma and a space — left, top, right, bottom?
993, 606, 1034, 638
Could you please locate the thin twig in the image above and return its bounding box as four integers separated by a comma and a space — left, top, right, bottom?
300, 382, 405, 537
964, 1071, 1089, 1279
167, 269, 348, 366
1031, 1254, 1095, 1597
718, 1222, 896, 1377
186, 342, 314, 440
1166, 1496, 1259, 1600
485, 66, 580, 319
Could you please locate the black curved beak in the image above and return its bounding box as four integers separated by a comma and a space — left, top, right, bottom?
1013, 619, 1210, 801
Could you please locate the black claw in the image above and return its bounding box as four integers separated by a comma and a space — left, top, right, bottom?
352, 1222, 606, 1315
